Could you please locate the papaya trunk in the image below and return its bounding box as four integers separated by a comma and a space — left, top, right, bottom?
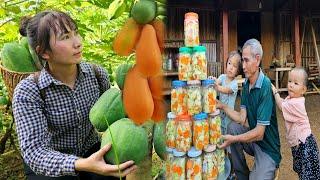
126, 122, 154, 180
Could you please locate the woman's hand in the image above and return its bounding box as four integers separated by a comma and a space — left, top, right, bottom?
75, 144, 137, 177
271, 84, 277, 95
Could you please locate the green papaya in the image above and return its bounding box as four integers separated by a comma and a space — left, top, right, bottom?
1, 42, 37, 72
131, 0, 157, 24
115, 63, 132, 90
89, 88, 126, 132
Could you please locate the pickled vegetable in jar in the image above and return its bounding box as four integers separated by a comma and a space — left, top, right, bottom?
184, 12, 199, 47
215, 148, 225, 174
172, 149, 187, 180
186, 147, 202, 180
166, 112, 176, 148
187, 80, 202, 115
191, 46, 207, 80
171, 80, 188, 115
202, 145, 219, 179
202, 79, 217, 113
165, 147, 174, 180
175, 115, 192, 152
178, 47, 192, 81
209, 110, 222, 145
193, 113, 209, 150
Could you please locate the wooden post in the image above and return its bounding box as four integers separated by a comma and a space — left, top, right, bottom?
294, 0, 301, 67
222, 10, 229, 73
310, 22, 320, 78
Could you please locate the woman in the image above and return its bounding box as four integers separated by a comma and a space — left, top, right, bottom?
13, 10, 136, 179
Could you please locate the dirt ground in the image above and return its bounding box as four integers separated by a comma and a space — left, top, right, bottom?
238, 94, 320, 180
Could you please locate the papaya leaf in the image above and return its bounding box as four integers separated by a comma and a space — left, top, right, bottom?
110, 0, 127, 20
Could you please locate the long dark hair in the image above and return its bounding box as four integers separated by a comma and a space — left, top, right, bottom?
19, 10, 78, 60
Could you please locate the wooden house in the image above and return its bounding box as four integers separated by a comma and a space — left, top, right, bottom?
164, 0, 320, 92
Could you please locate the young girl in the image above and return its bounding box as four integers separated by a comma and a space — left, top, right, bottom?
272, 67, 320, 179
213, 51, 242, 135
13, 10, 136, 179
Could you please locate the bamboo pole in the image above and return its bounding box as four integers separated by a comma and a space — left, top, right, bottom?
310, 20, 320, 77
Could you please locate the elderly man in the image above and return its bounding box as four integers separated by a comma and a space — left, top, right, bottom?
218, 39, 281, 179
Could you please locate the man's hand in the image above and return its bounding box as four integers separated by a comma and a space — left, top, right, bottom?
216, 99, 225, 110
217, 134, 237, 149
75, 144, 137, 177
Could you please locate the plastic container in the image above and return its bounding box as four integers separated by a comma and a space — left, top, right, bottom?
186, 147, 202, 180
171, 80, 188, 115
172, 149, 187, 180
166, 112, 176, 148
184, 12, 199, 47
178, 47, 192, 81
192, 46, 207, 80
175, 115, 192, 152
209, 110, 222, 145
202, 145, 219, 179
215, 148, 225, 174
193, 113, 209, 150
187, 80, 202, 115
202, 79, 217, 113
165, 147, 174, 179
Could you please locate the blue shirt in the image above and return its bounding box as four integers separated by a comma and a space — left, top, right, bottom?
241, 70, 281, 166
13, 62, 110, 176
218, 74, 238, 129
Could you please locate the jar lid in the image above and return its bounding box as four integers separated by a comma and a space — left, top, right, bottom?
173, 149, 186, 157
179, 47, 192, 53
187, 147, 202, 157
176, 114, 191, 121
185, 12, 198, 19
166, 147, 174, 153
172, 80, 187, 87
204, 144, 216, 153
187, 80, 201, 85
193, 46, 206, 52
202, 79, 215, 86
209, 109, 220, 116
167, 112, 176, 119
193, 113, 208, 120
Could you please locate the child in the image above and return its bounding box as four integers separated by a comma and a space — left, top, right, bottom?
13, 10, 136, 179
213, 51, 242, 135
272, 67, 320, 179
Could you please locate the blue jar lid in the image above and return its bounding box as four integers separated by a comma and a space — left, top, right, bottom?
167, 112, 176, 119
179, 47, 192, 53
173, 149, 186, 157
187, 147, 202, 157
172, 80, 187, 88
202, 79, 215, 86
193, 113, 208, 120
193, 46, 206, 52
166, 147, 174, 153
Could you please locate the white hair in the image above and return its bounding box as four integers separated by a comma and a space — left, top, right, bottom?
242, 39, 263, 59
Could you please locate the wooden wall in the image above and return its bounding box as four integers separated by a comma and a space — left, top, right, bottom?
261, 12, 274, 69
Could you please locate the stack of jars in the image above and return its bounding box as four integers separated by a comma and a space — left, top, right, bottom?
164, 11, 225, 180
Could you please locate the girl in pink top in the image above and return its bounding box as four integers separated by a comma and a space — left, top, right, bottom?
272, 67, 320, 179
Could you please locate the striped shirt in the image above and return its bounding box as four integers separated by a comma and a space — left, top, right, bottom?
13, 62, 110, 177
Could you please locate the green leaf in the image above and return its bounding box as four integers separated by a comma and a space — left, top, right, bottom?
110, 0, 127, 20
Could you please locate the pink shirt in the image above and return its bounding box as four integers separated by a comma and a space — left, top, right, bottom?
282, 96, 312, 147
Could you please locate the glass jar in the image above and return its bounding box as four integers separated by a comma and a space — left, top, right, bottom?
202, 145, 219, 179
215, 148, 225, 174
192, 46, 207, 80
166, 112, 176, 149
178, 47, 192, 81
184, 12, 199, 47
175, 115, 192, 152
171, 80, 188, 115
209, 110, 222, 145
187, 80, 202, 115
172, 149, 187, 180
193, 113, 209, 151
186, 147, 202, 180
202, 79, 217, 114
165, 147, 174, 180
